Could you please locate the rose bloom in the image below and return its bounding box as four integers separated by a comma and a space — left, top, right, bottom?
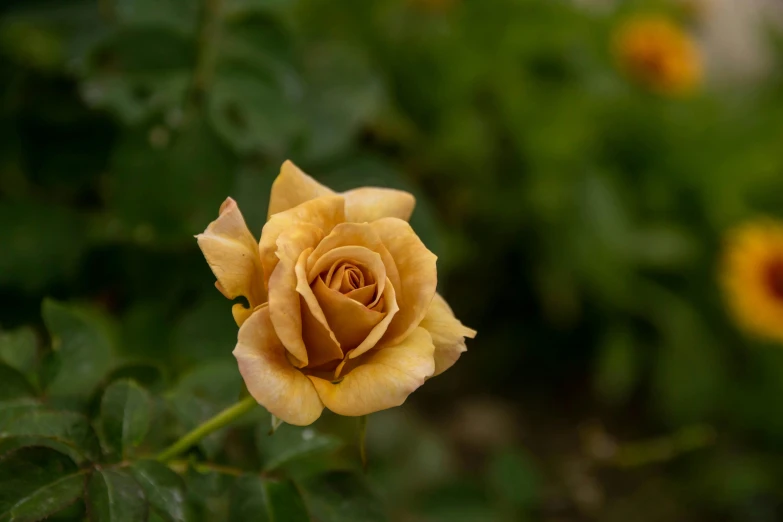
613, 15, 702, 95
197, 161, 476, 425
721, 220, 783, 344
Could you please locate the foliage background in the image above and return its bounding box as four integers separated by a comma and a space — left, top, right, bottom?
2, 0, 783, 520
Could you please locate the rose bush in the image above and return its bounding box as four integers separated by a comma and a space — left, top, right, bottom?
197, 161, 476, 425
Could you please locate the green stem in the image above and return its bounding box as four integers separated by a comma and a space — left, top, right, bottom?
156, 396, 257, 463
167, 460, 245, 477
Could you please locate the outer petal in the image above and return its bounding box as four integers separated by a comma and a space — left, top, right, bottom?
196, 198, 265, 325
259, 195, 345, 287
267, 160, 416, 223
268, 160, 335, 218
233, 305, 324, 426
308, 327, 435, 416
343, 188, 416, 223
267, 227, 324, 367
371, 218, 438, 346
419, 293, 477, 376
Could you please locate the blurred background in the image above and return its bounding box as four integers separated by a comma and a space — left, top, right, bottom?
3, 0, 783, 520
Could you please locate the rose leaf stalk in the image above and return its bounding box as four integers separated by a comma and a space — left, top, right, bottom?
156, 395, 257, 463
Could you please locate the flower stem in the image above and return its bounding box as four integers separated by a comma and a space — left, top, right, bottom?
156, 395, 257, 463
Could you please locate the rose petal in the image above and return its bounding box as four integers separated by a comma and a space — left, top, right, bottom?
267, 228, 324, 367
311, 277, 386, 351
300, 294, 344, 367
342, 266, 364, 290
419, 293, 477, 376
345, 283, 376, 306
267, 160, 416, 223
307, 223, 402, 305
325, 264, 346, 290
343, 187, 416, 223
196, 198, 266, 326
268, 160, 334, 218
234, 305, 324, 426
295, 249, 343, 367
308, 246, 387, 307
308, 327, 435, 416
259, 195, 345, 287
371, 218, 438, 346
350, 277, 399, 358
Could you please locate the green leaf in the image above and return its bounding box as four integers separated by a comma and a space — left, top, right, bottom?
0, 403, 80, 462
218, 14, 296, 74
82, 71, 190, 126
298, 44, 383, 162
0, 437, 87, 467
0, 447, 81, 521
593, 327, 639, 406
182, 465, 232, 519
229, 475, 309, 522
88, 469, 148, 522
167, 360, 242, 458
8, 471, 87, 522
129, 460, 185, 522
300, 471, 387, 522
0, 364, 36, 400
90, 27, 194, 73
259, 424, 342, 472
0, 410, 101, 462
0, 327, 37, 375
208, 67, 300, 155
42, 299, 114, 404
113, 0, 199, 34
105, 363, 165, 391
0, 398, 43, 425
100, 380, 152, 459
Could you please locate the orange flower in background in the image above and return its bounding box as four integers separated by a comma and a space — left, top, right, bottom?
197, 161, 476, 425
721, 220, 783, 344
613, 15, 702, 95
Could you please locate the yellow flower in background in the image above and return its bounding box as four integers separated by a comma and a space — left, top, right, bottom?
613, 15, 702, 95
721, 220, 783, 344
197, 161, 476, 425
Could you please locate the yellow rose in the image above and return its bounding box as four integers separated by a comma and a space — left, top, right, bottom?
196, 161, 476, 425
